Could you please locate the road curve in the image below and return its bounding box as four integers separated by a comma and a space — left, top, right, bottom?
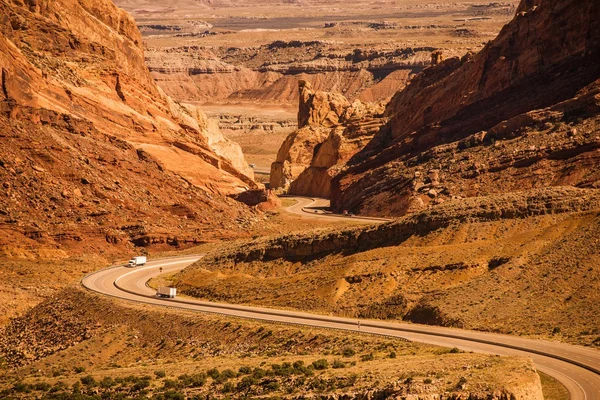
282, 196, 391, 224
82, 256, 600, 400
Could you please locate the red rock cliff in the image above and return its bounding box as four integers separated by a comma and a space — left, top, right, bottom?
0, 0, 258, 253
331, 0, 600, 216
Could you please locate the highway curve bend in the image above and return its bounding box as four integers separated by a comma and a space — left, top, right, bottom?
82, 256, 600, 400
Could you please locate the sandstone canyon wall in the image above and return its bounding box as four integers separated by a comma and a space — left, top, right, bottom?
0, 0, 259, 254
331, 0, 600, 216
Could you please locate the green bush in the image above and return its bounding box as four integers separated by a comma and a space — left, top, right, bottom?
332, 360, 345, 369
238, 366, 252, 375
99, 377, 115, 389
33, 382, 52, 391
221, 369, 236, 379
342, 347, 356, 357
389, 351, 397, 359
131, 379, 150, 392
177, 373, 206, 388
12, 382, 30, 393
161, 390, 185, 400
360, 353, 374, 362
311, 359, 329, 370
80, 376, 96, 387
424, 378, 433, 384
222, 382, 235, 393
252, 368, 267, 379
237, 376, 258, 391
264, 380, 280, 391
207, 368, 220, 380
73, 367, 86, 374
154, 370, 166, 379
162, 379, 179, 390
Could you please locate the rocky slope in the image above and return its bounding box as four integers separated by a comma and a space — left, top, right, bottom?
0, 0, 260, 254
270, 81, 387, 196
331, 0, 600, 216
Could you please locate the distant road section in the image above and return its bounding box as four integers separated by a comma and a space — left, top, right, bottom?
281, 196, 391, 223
82, 256, 600, 400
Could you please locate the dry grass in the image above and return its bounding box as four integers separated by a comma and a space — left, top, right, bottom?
539, 372, 570, 400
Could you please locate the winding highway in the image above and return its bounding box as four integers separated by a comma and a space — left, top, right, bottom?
82, 255, 600, 400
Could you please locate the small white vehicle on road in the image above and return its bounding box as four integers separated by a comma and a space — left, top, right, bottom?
156, 287, 176, 298
127, 256, 147, 267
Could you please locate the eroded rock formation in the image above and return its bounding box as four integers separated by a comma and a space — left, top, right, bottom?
331, 0, 600, 216
270, 81, 386, 196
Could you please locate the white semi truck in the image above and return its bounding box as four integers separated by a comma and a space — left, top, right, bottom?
156, 287, 176, 298
127, 256, 147, 267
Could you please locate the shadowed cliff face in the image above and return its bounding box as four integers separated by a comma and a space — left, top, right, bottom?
331, 0, 600, 217
0, 0, 260, 253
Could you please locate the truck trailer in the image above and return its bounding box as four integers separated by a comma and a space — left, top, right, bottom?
127, 256, 147, 267
156, 287, 176, 298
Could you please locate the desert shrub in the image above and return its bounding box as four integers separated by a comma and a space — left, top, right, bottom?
99, 377, 115, 389
424, 378, 433, 384
221, 369, 236, 379
252, 367, 267, 379
404, 377, 413, 384
12, 382, 30, 393
162, 379, 179, 390
360, 353, 374, 362
311, 359, 329, 370
238, 366, 252, 375
308, 377, 327, 391
207, 368, 220, 380
332, 360, 345, 369
237, 376, 258, 391
80, 376, 96, 387
222, 382, 235, 393
342, 347, 355, 357
33, 382, 52, 391
160, 390, 185, 400
154, 370, 166, 379
449, 347, 461, 354
271, 362, 294, 377
389, 351, 397, 359
74, 367, 86, 374
264, 380, 280, 391
131, 379, 150, 392
178, 373, 206, 388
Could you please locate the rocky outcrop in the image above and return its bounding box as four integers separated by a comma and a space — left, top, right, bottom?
297, 80, 350, 129
0, 0, 258, 252
271, 81, 386, 194
289, 100, 387, 197
332, 0, 600, 216
230, 188, 281, 211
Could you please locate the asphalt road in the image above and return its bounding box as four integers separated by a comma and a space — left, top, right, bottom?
82, 255, 600, 400
282, 196, 391, 223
